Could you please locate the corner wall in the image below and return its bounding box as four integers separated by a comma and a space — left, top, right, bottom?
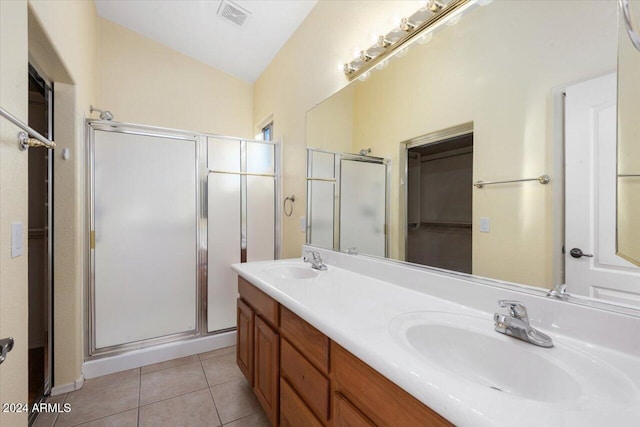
96, 18, 253, 138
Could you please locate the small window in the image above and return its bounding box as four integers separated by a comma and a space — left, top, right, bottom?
261, 122, 273, 141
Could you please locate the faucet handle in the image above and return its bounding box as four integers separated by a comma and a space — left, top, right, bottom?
497, 300, 529, 322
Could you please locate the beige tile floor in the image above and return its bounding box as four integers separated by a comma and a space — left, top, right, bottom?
34, 346, 269, 427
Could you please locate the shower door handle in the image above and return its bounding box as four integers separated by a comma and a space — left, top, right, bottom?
0, 337, 14, 365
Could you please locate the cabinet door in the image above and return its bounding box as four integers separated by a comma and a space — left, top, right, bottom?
254, 315, 279, 425
236, 298, 254, 385
333, 393, 375, 427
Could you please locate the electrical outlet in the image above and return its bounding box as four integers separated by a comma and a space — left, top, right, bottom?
480, 217, 490, 233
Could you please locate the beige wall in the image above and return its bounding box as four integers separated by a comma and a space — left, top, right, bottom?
254, 0, 421, 258
0, 1, 30, 423
97, 18, 253, 137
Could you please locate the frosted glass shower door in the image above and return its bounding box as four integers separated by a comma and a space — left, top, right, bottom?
207, 137, 241, 332
340, 160, 387, 257
93, 130, 197, 349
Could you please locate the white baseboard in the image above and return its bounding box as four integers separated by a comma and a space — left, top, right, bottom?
82, 331, 236, 379
51, 375, 84, 396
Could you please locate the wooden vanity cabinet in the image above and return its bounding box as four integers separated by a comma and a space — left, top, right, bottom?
237, 277, 280, 426
237, 277, 452, 427
331, 343, 453, 427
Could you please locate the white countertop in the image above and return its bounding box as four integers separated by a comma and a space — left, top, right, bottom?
232, 257, 640, 426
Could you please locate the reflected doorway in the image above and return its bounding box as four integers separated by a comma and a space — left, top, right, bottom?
28, 64, 53, 419
406, 131, 473, 273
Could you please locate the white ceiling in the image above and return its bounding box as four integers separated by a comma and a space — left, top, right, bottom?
95, 0, 318, 83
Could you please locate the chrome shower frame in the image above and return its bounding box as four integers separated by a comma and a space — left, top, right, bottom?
85, 120, 281, 359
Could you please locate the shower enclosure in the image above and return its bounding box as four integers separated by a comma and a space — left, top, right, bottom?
86, 121, 279, 356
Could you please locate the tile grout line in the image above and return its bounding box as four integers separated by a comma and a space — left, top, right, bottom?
199, 357, 223, 426
49, 393, 67, 427
137, 367, 141, 427
66, 407, 137, 427
221, 411, 260, 426
139, 385, 211, 409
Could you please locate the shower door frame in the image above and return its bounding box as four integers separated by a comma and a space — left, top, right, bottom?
85, 120, 281, 359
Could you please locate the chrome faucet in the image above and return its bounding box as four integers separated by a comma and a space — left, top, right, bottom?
494, 300, 553, 348
303, 250, 327, 270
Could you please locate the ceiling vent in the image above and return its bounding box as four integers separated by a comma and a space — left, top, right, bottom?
217, 0, 251, 27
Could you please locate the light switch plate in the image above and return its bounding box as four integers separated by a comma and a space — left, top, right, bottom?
480, 217, 490, 233
300, 216, 306, 232
11, 222, 24, 257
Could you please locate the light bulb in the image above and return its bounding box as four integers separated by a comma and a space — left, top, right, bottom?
378, 35, 392, 48
426, 0, 444, 13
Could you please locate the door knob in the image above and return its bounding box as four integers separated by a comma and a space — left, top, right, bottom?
569, 248, 594, 259
0, 337, 14, 365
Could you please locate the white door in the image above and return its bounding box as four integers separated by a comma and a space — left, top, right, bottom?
565, 73, 640, 306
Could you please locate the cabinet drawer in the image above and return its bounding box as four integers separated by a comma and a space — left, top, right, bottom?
281, 338, 330, 423
280, 306, 329, 373
333, 392, 375, 427
280, 378, 323, 427
331, 343, 452, 427
238, 277, 278, 327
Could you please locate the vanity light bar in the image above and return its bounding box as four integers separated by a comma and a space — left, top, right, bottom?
343, 0, 476, 81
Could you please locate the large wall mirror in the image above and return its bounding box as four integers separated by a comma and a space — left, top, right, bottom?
306, 0, 640, 311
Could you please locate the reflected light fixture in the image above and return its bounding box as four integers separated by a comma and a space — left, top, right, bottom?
342, 0, 486, 82
358, 72, 371, 82
426, 0, 445, 13
418, 32, 434, 44
446, 14, 462, 25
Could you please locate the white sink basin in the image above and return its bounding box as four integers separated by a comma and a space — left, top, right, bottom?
263, 264, 319, 280
389, 312, 637, 403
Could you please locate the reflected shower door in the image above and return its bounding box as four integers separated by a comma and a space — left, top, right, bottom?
93, 130, 197, 349
340, 159, 386, 257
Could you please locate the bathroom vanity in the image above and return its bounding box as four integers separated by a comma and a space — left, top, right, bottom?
233, 247, 640, 426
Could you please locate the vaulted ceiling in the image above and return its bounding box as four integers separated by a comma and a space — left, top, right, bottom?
95, 0, 318, 82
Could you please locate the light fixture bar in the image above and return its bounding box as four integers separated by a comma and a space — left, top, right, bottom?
345, 0, 472, 82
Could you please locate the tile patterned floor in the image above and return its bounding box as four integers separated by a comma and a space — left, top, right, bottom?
34, 346, 269, 427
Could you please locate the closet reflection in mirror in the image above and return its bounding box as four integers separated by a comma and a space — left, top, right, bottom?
306, 0, 640, 308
